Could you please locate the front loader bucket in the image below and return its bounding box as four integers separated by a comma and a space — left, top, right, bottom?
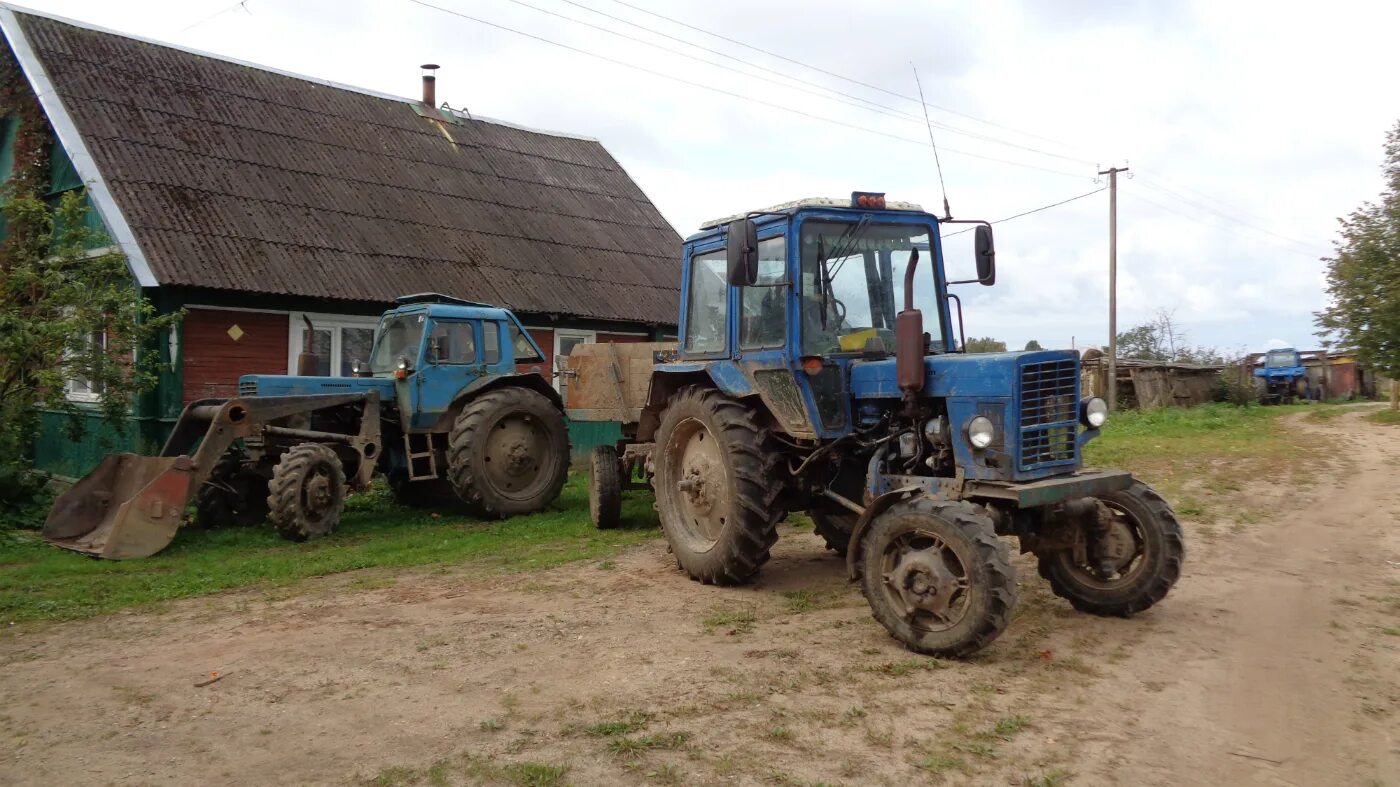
42, 454, 196, 560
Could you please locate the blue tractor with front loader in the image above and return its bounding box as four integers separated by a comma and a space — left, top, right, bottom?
43, 295, 570, 559
572, 193, 1184, 657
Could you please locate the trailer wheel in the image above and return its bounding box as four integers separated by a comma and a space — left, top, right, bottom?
1037, 481, 1184, 616
810, 509, 857, 556
267, 443, 346, 542
589, 445, 622, 529
653, 385, 783, 585
860, 498, 1016, 658
447, 388, 569, 519
195, 448, 269, 528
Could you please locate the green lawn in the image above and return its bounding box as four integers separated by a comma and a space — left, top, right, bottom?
1367, 408, 1400, 426
1, 402, 1330, 626
0, 474, 659, 624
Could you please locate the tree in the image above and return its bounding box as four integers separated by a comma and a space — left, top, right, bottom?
1315, 120, 1400, 407
1113, 309, 1222, 364
1024, 340, 1043, 351
964, 337, 1008, 353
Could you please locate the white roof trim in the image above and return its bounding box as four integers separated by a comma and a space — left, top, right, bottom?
0, 5, 158, 286
0, 2, 598, 143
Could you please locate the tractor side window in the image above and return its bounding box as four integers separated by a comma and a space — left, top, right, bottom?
510, 323, 543, 363
684, 250, 728, 354
482, 322, 501, 364
739, 236, 787, 350
427, 321, 477, 364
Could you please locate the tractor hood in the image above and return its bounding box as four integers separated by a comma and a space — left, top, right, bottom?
237, 374, 396, 399
848, 349, 1079, 400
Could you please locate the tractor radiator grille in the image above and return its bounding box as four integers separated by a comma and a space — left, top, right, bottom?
1019, 358, 1078, 471
239, 379, 258, 397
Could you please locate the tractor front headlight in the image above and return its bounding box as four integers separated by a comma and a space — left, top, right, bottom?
966, 416, 995, 450
1081, 397, 1109, 428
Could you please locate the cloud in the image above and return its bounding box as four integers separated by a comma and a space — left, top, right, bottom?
28, 0, 1400, 354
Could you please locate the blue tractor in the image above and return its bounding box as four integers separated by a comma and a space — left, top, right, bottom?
598, 193, 1184, 657
1253, 348, 1309, 404
43, 294, 570, 559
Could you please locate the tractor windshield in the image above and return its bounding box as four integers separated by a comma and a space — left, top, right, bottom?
1265, 350, 1300, 368
799, 221, 944, 356
369, 313, 427, 374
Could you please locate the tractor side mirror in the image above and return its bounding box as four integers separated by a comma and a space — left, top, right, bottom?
726, 218, 759, 287
974, 225, 996, 286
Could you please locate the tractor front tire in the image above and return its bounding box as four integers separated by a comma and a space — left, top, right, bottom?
194, 448, 269, 528
447, 388, 569, 519
589, 445, 622, 529
860, 498, 1016, 658
267, 443, 346, 542
653, 385, 783, 585
1037, 481, 1184, 616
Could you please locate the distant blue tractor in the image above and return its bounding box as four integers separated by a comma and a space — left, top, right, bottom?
43, 294, 570, 559
1253, 348, 1309, 404
572, 193, 1184, 657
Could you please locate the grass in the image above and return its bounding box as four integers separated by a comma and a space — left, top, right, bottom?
1367, 408, 1400, 426
0, 474, 658, 624
606, 731, 690, 759
702, 606, 758, 635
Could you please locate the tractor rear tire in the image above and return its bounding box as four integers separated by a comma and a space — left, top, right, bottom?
267, 443, 346, 542
860, 498, 1016, 658
447, 388, 569, 519
811, 508, 857, 556
653, 385, 783, 585
194, 448, 270, 528
1037, 481, 1184, 616
589, 445, 622, 529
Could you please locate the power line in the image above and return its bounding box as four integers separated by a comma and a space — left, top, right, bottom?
530, 0, 1095, 167
941, 187, 1106, 236
1132, 174, 1323, 255
605, 0, 1091, 156
32, 0, 255, 101
406, 0, 1091, 179
1124, 188, 1325, 260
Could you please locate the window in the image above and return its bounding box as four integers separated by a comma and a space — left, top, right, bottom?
66, 329, 106, 402
739, 236, 787, 350
553, 330, 596, 394
290, 312, 385, 377
684, 250, 728, 354
483, 322, 501, 363
427, 321, 477, 364
510, 323, 543, 363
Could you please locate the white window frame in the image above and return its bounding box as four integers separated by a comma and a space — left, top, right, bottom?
287, 311, 382, 376
551, 329, 595, 393
65, 329, 107, 403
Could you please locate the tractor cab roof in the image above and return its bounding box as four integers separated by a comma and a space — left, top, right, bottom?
687, 194, 929, 243
388, 293, 514, 321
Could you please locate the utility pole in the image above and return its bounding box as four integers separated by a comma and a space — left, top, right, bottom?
1099, 166, 1128, 410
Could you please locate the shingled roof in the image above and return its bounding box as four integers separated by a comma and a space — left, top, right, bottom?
0, 6, 681, 325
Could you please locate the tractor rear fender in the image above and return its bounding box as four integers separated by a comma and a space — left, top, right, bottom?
637, 363, 757, 442
430, 371, 564, 433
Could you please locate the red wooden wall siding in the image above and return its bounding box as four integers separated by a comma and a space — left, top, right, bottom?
182, 309, 289, 403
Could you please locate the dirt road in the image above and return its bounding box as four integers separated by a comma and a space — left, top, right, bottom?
1, 409, 1397, 785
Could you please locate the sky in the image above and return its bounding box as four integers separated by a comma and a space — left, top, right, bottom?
14, 0, 1400, 353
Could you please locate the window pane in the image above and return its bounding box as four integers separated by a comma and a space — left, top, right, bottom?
483, 322, 501, 363
557, 333, 591, 358
340, 328, 375, 376
510, 324, 543, 363
428, 321, 476, 364
370, 314, 426, 374
308, 329, 331, 376
684, 250, 728, 353
739, 236, 787, 350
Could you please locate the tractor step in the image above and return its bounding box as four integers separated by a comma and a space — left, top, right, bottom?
403, 433, 439, 481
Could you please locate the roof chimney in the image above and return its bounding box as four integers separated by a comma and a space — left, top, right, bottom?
420, 63, 439, 107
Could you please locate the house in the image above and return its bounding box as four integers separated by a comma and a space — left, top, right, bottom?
0, 6, 681, 477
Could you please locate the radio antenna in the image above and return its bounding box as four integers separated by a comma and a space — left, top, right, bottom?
911, 64, 952, 220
